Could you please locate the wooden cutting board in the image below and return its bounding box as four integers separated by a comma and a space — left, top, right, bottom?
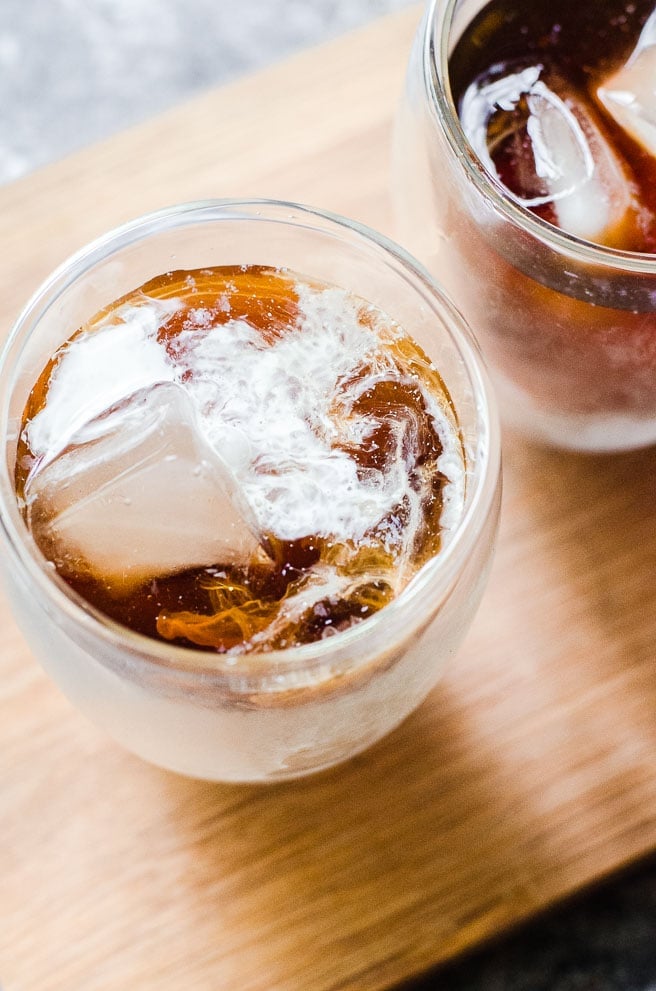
2, 7, 656, 990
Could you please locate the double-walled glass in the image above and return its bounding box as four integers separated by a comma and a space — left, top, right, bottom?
394, 0, 656, 452
0, 200, 500, 782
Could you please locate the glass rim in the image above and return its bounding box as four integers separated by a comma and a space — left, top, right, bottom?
0, 197, 500, 685
423, 0, 656, 275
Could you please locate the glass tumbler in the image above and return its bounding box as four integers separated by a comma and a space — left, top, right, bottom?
0, 200, 501, 783
394, 0, 656, 452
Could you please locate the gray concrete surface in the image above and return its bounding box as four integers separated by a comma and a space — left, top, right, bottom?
0, 0, 414, 183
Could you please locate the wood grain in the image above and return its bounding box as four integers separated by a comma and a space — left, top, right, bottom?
2, 6, 656, 990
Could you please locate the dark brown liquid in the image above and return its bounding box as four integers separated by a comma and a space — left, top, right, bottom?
17, 267, 461, 654
450, 0, 656, 250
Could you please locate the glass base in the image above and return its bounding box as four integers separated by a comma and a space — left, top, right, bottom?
495, 374, 656, 453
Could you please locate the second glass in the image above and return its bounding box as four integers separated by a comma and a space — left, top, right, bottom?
394, 0, 656, 452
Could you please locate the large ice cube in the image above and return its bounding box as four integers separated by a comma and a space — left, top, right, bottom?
23, 383, 260, 593
597, 9, 656, 157
461, 62, 634, 242
24, 297, 180, 466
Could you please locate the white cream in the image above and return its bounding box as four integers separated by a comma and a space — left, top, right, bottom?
22, 281, 465, 586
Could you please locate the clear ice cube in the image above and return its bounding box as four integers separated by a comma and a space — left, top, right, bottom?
461, 62, 634, 242
23, 382, 260, 593
597, 9, 656, 158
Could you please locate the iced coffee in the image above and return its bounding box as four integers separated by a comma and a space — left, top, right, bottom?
16, 266, 465, 653
0, 202, 500, 781
395, 0, 656, 450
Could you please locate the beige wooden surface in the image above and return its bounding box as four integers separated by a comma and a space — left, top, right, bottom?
2, 7, 656, 990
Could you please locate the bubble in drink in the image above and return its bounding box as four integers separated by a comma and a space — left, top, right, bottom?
16, 266, 465, 653
451, 0, 656, 252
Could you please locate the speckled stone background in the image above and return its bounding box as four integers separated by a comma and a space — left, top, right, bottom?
3, 2, 656, 989
0, 0, 414, 184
